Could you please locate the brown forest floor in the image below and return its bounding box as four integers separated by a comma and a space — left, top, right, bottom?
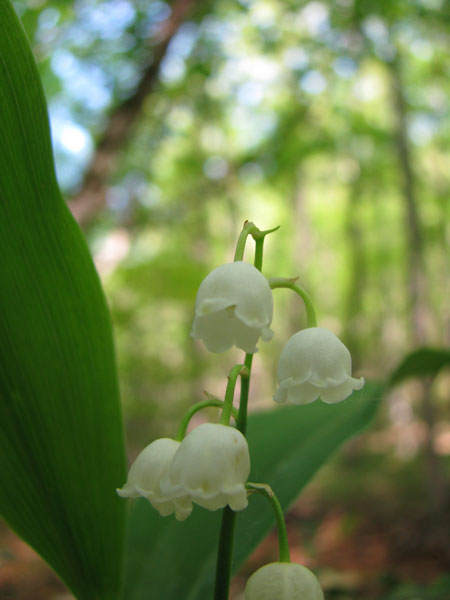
1, 490, 449, 600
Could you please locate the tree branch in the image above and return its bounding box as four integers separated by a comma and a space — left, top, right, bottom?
68, 0, 197, 227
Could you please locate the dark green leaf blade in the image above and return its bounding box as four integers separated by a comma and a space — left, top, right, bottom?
389, 347, 450, 386
124, 382, 382, 599
0, 3, 126, 598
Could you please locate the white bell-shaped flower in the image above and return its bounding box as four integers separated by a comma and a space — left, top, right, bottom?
161, 423, 250, 512
274, 327, 364, 405
245, 562, 324, 600
191, 261, 274, 354
116, 438, 192, 521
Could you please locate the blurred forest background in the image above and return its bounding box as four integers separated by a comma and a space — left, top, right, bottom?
1, 0, 449, 598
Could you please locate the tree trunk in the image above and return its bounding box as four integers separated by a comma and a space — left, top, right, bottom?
342, 175, 366, 369
389, 49, 445, 516
390, 53, 428, 345
68, 0, 197, 228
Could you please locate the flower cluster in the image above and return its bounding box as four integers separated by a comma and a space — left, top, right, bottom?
192, 262, 364, 406
119, 233, 365, 599
117, 423, 250, 521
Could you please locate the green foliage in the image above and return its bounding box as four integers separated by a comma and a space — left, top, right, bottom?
389, 347, 450, 386
2, 0, 449, 596
0, 3, 126, 598
12, 0, 449, 418
112, 252, 209, 302
384, 575, 450, 600
123, 383, 382, 599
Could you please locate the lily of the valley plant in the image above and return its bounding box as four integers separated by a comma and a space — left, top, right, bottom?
117, 221, 364, 599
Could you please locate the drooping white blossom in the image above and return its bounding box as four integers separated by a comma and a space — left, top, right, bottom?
274, 327, 364, 405
245, 562, 324, 600
116, 438, 192, 521
161, 423, 250, 512
191, 261, 274, 354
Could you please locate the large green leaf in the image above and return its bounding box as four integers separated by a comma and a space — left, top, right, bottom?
0, 3, 126, 598
389, 347, 450, 386
123, 382, 382, 599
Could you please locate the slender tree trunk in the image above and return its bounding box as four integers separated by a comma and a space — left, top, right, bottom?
389, 50, 445, 516
342, 175, 365, 369
68, 0, 198, 227
390, 54, 428, 345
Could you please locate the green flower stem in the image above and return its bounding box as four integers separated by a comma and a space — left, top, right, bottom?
215, 223, 278, 600
220, 364, 248, 426
252, 226, 279, 271
246, 483, 291, 563
203, 391, 239, 423
234, 221, 258, 262
213, 506, 236, 600
254, 238, 264, 272
234, 222, 280, 264
236, 352, 253, 434
213, 352, 253, 600
175, 399, 237, 441
269, 277, 317, 328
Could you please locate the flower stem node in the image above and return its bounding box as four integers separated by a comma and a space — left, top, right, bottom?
191, 261, 274, 354
245, 562, 324, 600
274, 327, 365, 405
116, 438, 192, 521
161, 423, 250, 512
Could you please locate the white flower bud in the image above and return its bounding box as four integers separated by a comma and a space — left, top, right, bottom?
116, 438, 192, 521
274, 327, 364, 405
161, 423, 250, 512
245, 562, 324, 600
191, 261, 274, 354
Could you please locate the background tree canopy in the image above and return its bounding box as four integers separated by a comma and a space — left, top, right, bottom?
2, 0, 450, 598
